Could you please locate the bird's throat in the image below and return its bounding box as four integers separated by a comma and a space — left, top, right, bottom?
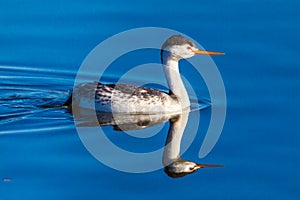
163, 59, 190, 109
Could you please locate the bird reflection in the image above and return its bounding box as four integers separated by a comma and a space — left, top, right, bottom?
162, 111, 222, 178
73, 108, 222, 178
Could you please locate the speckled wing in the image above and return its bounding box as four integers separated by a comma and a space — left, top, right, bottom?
73, 82, 179, 114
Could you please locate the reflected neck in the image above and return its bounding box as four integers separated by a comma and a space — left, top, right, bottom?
163, 113, 189, 166
163, 58, 190, 108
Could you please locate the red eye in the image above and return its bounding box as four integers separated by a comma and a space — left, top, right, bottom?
187, 46, 192, 50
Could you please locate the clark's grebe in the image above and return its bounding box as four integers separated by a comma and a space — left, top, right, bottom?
64, 35, 223, 114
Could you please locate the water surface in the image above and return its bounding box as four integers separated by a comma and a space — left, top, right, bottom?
1, 0, 300, 199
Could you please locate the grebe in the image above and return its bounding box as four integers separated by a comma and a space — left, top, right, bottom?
64, 35, 223, 113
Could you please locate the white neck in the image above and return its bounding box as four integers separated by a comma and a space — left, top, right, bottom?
162, 112, 189, 166
163, 58, 190, 109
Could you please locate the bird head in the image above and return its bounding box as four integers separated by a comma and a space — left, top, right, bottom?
164, 158, 223, 178
160, 35, 224, 63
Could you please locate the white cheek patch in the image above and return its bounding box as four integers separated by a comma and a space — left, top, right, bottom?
163, 44, 195, 61
170, 45, 186, 59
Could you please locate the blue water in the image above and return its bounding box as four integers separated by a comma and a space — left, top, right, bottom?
1, 0, 300, 199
